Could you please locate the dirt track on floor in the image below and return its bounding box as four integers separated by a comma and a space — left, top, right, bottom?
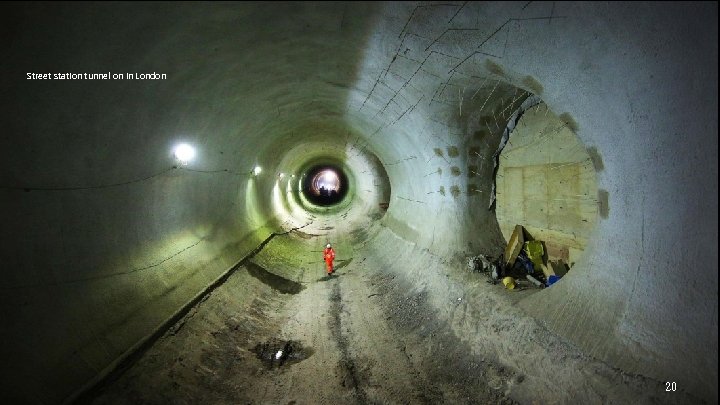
89, 228, 516, 404
86, 216, 700, 405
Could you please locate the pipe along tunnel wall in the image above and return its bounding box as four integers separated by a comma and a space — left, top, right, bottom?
0, 2, 716, 404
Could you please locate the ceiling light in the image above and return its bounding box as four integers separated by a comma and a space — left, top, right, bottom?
173, 143, 195, 164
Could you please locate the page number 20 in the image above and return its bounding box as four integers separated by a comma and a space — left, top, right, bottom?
665, 382, 677, 391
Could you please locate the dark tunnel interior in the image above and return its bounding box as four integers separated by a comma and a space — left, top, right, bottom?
0, 2, 717, 404
302, 164, 350, 206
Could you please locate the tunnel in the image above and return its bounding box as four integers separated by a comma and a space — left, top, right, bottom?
1, 2, 717, 404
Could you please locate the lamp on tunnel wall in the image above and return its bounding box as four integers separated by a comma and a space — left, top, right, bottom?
252, 166, 262, 176
173, 143, 196, 166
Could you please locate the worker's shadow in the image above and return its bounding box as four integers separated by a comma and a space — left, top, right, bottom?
317, 258, 353, 282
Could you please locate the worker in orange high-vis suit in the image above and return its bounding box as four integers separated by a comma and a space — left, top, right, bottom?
324, 243, 336, 275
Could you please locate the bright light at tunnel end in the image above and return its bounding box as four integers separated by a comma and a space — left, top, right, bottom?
253, 166, 262, 176
312, 169, 340, 192
173, 143, 196, 165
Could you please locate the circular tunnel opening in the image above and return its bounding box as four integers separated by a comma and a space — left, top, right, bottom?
494, 100, 599, 286
301, 164, 349, 206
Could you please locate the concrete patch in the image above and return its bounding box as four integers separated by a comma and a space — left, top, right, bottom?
587, 146, 604, 171
559, 112, 580, 132
522, 75, 544, 95
598, 189, 610, 218
485, 59, 506, 77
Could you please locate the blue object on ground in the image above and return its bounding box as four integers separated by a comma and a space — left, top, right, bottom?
514, 252, 534, 274
547, 275, 560, 286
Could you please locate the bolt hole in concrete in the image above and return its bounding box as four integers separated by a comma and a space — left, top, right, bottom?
495, 101, 600, 284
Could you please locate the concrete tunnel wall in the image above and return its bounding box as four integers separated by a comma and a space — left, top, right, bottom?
0, 2, 716, 403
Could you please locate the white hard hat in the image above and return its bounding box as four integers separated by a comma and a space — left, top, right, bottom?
326, 244, 331, 248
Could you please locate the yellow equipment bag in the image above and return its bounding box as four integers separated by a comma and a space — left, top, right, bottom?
525, 241, 544, 269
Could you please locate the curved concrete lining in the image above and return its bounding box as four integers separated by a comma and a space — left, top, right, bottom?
0, 2, 716, 403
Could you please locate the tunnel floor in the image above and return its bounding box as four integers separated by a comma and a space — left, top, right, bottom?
87, 218, 516, 404
86, 215, 694, 405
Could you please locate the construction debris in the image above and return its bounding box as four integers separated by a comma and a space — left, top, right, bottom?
504, 225, 525, 269
514, 251, 535, 274
469, 253, 502, 285
549, 260, 569, 277
467, 255, 492, 273
469, 226, 572, 292
524, 241, 544, 269
492, 224, 573, 291
526, 274, 543, 288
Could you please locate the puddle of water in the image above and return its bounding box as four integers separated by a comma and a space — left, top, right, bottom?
253, 339, 314, 369
246, 262, 305, 294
